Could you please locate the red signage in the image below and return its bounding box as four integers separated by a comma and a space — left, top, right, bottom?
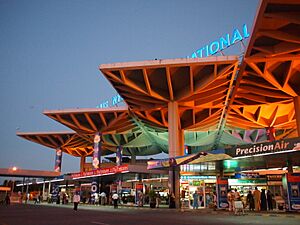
287, 174, 300, 182
71, 164, 129, 179
217, 178, 228, 185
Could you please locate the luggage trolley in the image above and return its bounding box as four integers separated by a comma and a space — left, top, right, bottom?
234, 201, 245, 215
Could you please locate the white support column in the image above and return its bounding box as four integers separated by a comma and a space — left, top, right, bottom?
42, 180, 46, 201
168, 101, 184, 209
48, 180, 51, 201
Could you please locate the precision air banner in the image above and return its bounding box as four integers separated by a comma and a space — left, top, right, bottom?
227, 137, 300, 158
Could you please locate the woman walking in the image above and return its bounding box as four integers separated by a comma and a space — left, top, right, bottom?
73, 192, 80, 211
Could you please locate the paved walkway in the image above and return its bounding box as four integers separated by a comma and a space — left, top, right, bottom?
25, 201, 300, 218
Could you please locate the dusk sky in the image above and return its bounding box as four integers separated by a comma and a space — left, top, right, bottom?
0, 0, 259, 174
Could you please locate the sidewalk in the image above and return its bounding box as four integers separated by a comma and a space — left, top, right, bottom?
25, 201, 300, 218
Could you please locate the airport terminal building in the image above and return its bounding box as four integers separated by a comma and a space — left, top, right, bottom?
16, 0, 300, 211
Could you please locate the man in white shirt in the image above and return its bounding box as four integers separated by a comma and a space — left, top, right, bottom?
112, 193, 119, 209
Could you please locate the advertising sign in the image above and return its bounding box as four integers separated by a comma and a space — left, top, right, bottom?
135, 183, 143, 205
227, 137, 300, 158
284, 173, 300, 211
116, 146, 123, 166
71, 164, 129, 179
54, 149, 62, 172
216, 178, 228, 209
92, 133, 102, 169
51, 185, 59, 202
91, 180, 99, 195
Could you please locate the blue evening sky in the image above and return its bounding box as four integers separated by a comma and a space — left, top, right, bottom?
0, 0, 259, 174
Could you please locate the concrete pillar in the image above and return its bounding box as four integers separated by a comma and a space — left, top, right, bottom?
131, 154, 136, 164
80, 156, 86, 172
219, 161, 224, 178
48, 180, 51, 199
21, 177, 25, 195
168, 101, 184, 208
287, 158, 293, 173
54, 149, 63, 172
26, 180, 29, 203
168, 102, 184, 157
294, 96, 300, 136
42, 180, 46, 201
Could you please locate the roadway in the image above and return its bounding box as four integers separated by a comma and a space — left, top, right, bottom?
0, 203, 299, 225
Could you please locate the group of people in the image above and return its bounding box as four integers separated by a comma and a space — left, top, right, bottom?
227, 187, 275, 212
192, 192, 217, 209
72, 191, 118, 211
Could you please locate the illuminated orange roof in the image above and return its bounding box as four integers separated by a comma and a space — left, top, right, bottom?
227, 0, 300, 135
100, 56, 239, 132
17, 131, 94, 157
17, 0, 300, 157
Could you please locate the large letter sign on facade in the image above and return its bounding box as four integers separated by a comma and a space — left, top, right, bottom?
227, 137, 300, 158
190, 24, 250, 58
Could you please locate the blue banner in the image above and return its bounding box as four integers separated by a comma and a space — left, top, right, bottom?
284, 173, 300, 211
116, 146, 123, 166
92, 133, 102, 169
54, 149, 62, 172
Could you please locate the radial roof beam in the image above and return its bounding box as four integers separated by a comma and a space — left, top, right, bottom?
43, 107, 136, 135
17, 131, 94, 157
227, 0, 300, 138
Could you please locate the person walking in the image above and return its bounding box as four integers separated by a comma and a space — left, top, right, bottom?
227, 190, 234, 211
192, 192, 199, 209
253, 187, 261, 211
100, 192, 106, 205
5, 193, 10, 206
155, 194, 161, 208
247, 191, 255, 211
112, 193, 119, 209
267, 190, 273, 210
73, 192, 80, 211
260, 189, 267, 211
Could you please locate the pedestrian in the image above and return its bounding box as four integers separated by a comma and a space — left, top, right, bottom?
169, 193, 176, 208
234, 189, 240, 201
100, 192, 106, 205
192, 192, 199, 209
155, 194, 161, 208
227, 190, 234, 211
94, 192, 99, 205
260, 189, 267, 211
212, 192, 217, 210
267, 190, 273, 210
247, 191, 255, 211
5, 193, 10, 206
73, 192, 80, 211
112, 193, 119, 209
253, 187, 261, 211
